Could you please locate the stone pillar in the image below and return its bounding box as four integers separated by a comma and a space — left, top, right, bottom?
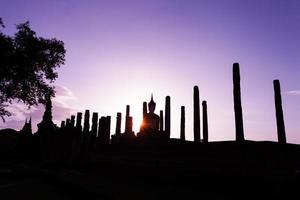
165, 96, 171, 138
70, 115, 75, 128
83, 110, 90, 133
76, 112, 82, 132
98, 117, 105, 143
70, 115, 75, 127
180, 106, 185, 141
128, 116, 133, 133
194, 86, 200, 143
273, 80, 286, 144
98, 116, 111, 144
97, 117, 103, 140
115, 112, 122, 136
66, 118, 71, 128
233, 63, 245, 142
60, 121, 65, 129
89, 112, 98, 150
126, 105, 130, 118
159, 110, 164, 133
125, 105, 130, 133
81, 110, 91, 157
106, 116, 111, 143
91, 112, 98, 135
143, 102, 147, 118
202, 101, 208, 143
74, 112, 83, 159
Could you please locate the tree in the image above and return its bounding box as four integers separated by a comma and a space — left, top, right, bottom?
0, 19, 66, 121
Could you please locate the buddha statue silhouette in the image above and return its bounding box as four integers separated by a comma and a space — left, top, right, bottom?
139, 94, 160, 134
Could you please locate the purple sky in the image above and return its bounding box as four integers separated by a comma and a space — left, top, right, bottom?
0, 0, 299, 143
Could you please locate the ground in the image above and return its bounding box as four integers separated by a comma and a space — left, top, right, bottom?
0, 139, 300, 200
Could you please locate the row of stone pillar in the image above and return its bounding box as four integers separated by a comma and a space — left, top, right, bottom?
61, 62, 287, 144
180, 62, 287, 144
233, 63, 287, 143
180, 94, 209, 143
60, 110, 111, 144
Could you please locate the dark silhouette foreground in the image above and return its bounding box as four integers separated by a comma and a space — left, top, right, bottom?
0, 63, 298, 200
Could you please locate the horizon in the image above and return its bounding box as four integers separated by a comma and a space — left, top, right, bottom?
0, 0, 299, 143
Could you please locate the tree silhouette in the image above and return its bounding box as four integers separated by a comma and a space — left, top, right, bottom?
0, 19, 66, 121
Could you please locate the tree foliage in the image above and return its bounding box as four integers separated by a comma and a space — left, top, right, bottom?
0, 19, 66, 121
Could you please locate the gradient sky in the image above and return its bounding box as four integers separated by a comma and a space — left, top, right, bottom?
0, 0, 299, 143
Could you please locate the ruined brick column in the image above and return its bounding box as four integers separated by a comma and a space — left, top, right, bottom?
180, 106, 185, 141
74, 112, 83, 159
194, 86, 200, 142
106, 116, 111, 143
273, 80, 287, 144
76, 112, 82, 132
125, 105, 130, 133
165, 96, 171, 139
87, 112, 97, 150
70, 115, 75, 128
159, 110, 164, 133
202, 101, 208, 143
127, 116, 133, 134
81, 110, 91, 157
91, 112, 98, 135
115, 112, 122, 136
233, 63, 245, 142
126, 105, 130, 116
83, 110, 90, 133
60, 121, 65, 129
66, 118, 71, 128
97, 117, 103, 140
98, 116, 110, 144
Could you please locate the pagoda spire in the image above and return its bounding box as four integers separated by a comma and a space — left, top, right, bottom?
37, 95, 55, 133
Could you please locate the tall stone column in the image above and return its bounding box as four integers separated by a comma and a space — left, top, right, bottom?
97, 117, 104, 140
233, 63, 245, 142
90, 112, 98, 150
106, 116, 111, 143
180, 106, 185, 141
128, 116, 133, 133
74, 112, 83, 159
83, 110, 90, 133
91, 112, 98, 135
76, 112, 82, 132
273, 80, 287, 144
165, 96, 171, 138
66, 118, 71, 128
70, 115, 75, 128
126, 105, 130, 117
159, 110, 164, 133
115, 112, 122, 136
98, 116, 111, 144
60, 121, 65, 129
125, 105, 130, 133
194, 86, 200, 142
143, 102, 147, 118
81, 110, 91, 157
202, 101, 208, 143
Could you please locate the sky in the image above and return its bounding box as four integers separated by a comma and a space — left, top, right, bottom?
0, 0, 299, 143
